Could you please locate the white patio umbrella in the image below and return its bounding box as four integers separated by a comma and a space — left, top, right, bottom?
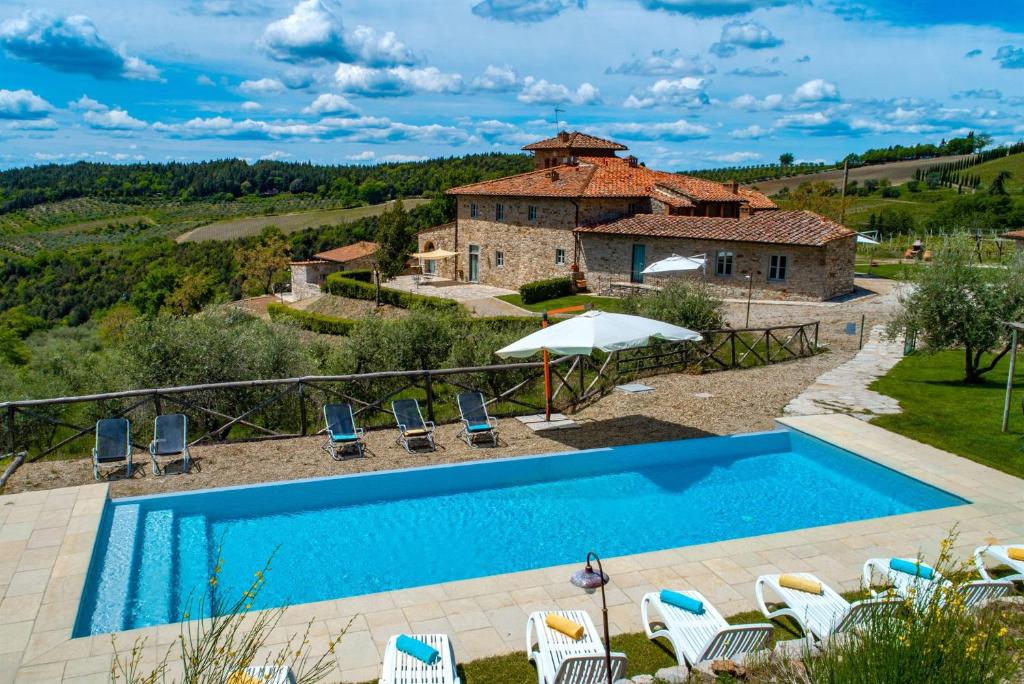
855, 233, 880, 245
496, 310, 702, 420
642, 253, 706, 275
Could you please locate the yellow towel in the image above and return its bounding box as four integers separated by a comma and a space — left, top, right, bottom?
546, 613, 585, 640
405, 428, 428, 436
225, 673, 263, 684
1008, 547, 1024, 562
779, 574, 823, 595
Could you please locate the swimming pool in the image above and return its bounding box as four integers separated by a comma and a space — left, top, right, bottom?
74, 427, 966, 637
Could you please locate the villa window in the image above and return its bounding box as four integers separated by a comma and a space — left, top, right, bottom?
470, 202, 478, 218
528, 205, 538, 222
495, 250, 505, 268
495, 203, 504, 221
555, 248, 566, 266
715, 251, 734, 277
768, 254, 788, 281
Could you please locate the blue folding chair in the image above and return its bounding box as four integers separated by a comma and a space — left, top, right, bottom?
149, 414, 191, 475
457, 391, 499, 448
322, 403, 365, 459
93, 418, 131, 480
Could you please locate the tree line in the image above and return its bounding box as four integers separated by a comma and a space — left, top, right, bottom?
0, 154, 533, 214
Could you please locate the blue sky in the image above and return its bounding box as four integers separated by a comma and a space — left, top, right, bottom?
0, 0, 1021, 171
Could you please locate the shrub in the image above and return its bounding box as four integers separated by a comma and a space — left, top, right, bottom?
340, 268, 373, 283
621, 282, 724, 331
882, 185, 901, 198
906, 179, 922, 192
267, 303, 355, 335
323, 273, 461, 313
519, 277, 573, 305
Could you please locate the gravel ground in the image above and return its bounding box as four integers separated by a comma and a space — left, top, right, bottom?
302, 294, 407, 320
4, 349, 851, 498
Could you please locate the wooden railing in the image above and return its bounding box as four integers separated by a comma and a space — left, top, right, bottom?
0, 321, 820, 471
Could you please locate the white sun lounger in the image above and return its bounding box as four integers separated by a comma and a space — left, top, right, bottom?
975, 545, 1024, 583
526, 610, 627, 684
863, 557, 1013, 608
380, 634, 460, 684
755, 573, 899, 642
226, 666, 294, 684
641, 590, 772, 666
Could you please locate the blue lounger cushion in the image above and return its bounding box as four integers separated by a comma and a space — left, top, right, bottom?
889, 558, 934, 580
396, 634, 439, 665
660, 589, 704, 615
467, 423, 492, 433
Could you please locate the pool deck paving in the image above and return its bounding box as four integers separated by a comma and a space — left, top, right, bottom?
1, 413, 1022, 683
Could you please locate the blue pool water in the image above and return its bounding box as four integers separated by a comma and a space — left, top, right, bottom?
74, 428, 966, 637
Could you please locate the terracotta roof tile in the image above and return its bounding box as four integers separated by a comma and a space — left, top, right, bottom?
447, 156, 754, 204
1004, 230, 1024, 240
314, 240, 378, 263
736, 187, 778, 210
522, 131, 628, 151
651, 189, 695, 209
575, 210, 854, 247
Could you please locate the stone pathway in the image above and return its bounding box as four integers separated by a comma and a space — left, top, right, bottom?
783, 325, 905, 419
385, 275, 515, 301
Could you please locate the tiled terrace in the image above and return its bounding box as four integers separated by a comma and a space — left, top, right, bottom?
1, 413, 1022, 683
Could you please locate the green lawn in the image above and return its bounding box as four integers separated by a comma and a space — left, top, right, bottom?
973, 152, 1024, 196
497, 293, 627, 314
871, 350, 1024, 479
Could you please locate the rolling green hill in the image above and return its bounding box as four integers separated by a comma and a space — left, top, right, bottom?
972, 152, 1024, 195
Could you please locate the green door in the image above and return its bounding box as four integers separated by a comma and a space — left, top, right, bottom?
468, 244, 480, 282
630, 243, 646, 283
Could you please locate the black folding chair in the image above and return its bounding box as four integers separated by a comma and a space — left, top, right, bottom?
457, 391, 499, 448
392, 399, 435, 453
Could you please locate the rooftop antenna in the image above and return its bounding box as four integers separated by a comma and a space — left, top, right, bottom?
553, 106, 565, 134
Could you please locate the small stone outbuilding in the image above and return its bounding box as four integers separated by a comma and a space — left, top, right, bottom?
289, 241, 378, 299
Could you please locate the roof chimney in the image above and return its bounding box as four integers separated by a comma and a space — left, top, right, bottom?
731, 180, 739, 193
558, 130, 571, 142
548, 169, 560, 181
626, 155, 639, 168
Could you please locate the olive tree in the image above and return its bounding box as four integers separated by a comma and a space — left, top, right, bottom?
887, 239, 1024, 383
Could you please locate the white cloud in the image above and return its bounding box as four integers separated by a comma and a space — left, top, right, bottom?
259, 0, 417, 67
518, 77, 600, 105
731, 93, 785, 111
69, 95, 106, 111
623, 76, 709, 109
604, 120, 710, 141
239, 77, 286, 94
4, 117, 58, 130
471, 64, 519, 91
0, 11, 161, 81
83, 107, 147, 130
710, 20, 783, 58
260, 150, 291, 160
334, 64, 463, 97
730, 124, 772, 139
708, 151, 761, 163
240, 101, 263, 111
302, 93, 357, 114
0, 89, 53, 119
793, 78, 840, 102
346, 150, 376, 161
606, 49, 715, 76
196, 74, 216, 86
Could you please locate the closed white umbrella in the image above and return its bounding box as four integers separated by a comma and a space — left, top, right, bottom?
856, 233, 880, 245
642, 253, 706, 275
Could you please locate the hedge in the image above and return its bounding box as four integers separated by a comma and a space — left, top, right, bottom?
340, 269, 373, 283
323, 273, 462, 312
519, 277, 573, 305
267, 302, 355, 335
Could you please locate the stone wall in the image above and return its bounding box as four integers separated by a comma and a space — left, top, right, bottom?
289, 255, 377, 300
578, 234, 857, 301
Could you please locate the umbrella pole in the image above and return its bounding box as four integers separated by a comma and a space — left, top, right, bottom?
542, 312, 551, 421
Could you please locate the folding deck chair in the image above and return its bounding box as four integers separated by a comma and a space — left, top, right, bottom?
322, 403, 365, 459
392, 399, 436, 453
149, 413, 191, 475
93, 418, 131, 480
457, 391, 498, 448
641, 590, 772, 666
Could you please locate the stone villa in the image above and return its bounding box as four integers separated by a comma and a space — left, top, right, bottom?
419, 131, 856, 300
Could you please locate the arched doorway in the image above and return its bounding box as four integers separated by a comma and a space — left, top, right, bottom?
422, 241, 437, 275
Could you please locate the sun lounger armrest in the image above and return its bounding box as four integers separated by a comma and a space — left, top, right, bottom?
837, 598, 898, 633
424, 421, 435, 430
397, 422, 407, 434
